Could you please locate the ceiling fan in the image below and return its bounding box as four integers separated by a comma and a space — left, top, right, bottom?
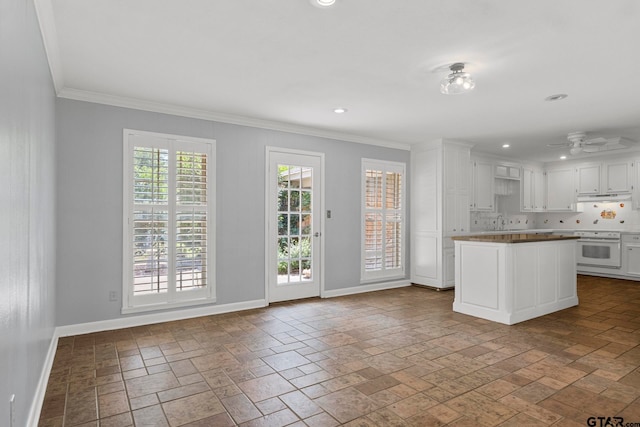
547, 131, 634, 155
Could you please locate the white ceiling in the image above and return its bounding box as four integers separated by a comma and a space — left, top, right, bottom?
37, 0, 640, 162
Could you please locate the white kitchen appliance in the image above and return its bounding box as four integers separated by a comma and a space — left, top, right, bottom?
574, 231, 621, 269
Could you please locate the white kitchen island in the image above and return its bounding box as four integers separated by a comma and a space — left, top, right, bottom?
451, 234, 580, 325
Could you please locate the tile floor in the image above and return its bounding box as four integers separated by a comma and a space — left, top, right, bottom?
39, 275, 640, 426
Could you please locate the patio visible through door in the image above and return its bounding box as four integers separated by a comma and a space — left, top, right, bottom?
267, 148, 323, 303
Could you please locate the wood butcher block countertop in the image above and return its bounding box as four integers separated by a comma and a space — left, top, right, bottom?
451, 233, 580, 243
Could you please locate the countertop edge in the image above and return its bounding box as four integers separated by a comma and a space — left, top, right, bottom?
451, 234, 581, 244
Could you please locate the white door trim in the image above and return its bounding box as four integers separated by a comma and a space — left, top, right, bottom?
265, 146, 325, 303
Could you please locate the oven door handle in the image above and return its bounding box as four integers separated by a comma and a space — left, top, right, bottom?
578, 239, 620, 243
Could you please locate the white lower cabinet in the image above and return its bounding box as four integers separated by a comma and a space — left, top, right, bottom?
623, 234, 640, 277
453, 239, 578, 325
444, 239, 455, 287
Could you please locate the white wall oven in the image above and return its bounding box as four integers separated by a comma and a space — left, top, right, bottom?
575, 231, 621, 269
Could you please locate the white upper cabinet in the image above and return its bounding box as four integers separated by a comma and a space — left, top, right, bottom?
471, 160, 494, 211
495, 164, 520, 180
576, 160, 632, 195
533, 170, 545, 211
522, 168, 533, 211
444, 145, 470, 233
604, 161, 632, 193
576, 164, 601, 195
634, 161, 640, 209
445, 146, 470, 194
545, 167, 575, 211
521, 167, 545, 212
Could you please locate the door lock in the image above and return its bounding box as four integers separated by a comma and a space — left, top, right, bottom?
314, 232, 321, 237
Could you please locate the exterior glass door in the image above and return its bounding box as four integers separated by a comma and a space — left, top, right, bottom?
267, 149, 322, 302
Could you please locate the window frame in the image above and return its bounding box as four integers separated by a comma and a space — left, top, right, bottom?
122, 129, 216, 314
361, 158, 406, 283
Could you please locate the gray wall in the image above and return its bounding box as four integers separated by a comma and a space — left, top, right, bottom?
56, 99, 410, 326
0, 0, 57, 424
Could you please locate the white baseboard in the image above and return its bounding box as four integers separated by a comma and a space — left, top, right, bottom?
27, 331, 59, 427
56, 299, 268, 337
322, 279, 411, 298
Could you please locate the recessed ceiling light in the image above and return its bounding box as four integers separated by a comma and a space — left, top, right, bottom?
333, 108, 347, 114
560, 155, 567, 160
502, 144, 510, 149
310, 0, 335, 8
545, 94, 568, 102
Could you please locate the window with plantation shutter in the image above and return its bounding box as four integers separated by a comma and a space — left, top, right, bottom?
361, 159, 406, 281
123, 130, 215, 313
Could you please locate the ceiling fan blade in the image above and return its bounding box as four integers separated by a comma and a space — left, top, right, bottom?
606, 136, 635, 145
546, 143, 570, 148
583, 137, 608, 145
582, 146, 602, 153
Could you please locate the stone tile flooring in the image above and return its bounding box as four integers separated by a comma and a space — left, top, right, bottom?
39, 275, 640, 426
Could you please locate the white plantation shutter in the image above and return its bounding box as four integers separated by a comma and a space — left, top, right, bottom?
362, 159, 405, 281
123, 130, 215, 313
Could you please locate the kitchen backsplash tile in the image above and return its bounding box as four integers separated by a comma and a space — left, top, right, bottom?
471, 202, 640, 232
537, 201, 640, 231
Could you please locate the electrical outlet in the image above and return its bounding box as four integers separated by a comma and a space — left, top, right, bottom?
109, 291, 118, 301
10, 394, 15, 427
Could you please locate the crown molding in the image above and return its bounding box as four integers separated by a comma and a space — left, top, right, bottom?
34, 0, 64, 93
57, 87, 411, 151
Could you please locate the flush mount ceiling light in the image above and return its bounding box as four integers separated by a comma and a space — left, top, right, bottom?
502, 143, 510, 149
310, 0, 335, 8
333, 107, 347, 114
440, 62, 475, 95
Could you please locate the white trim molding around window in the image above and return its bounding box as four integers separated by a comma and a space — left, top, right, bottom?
361, 158, 406, 283
122, 129, 216, 314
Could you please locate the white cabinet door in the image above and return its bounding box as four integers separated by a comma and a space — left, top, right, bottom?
522, 167, 544, 211
635, 161, 640, 209
533, 170, 545, 211
521, 168, 533, 211
604, 161, 631, 193
624, 242, 640, 277
496, 164, 520, 179
576, 164, 601, 195
444, 247, 455, 287
474, 161, 494, 211
445, 146, 470, 193
469, 160, 476, 210
456, 194, 469, 233
444, 193, 470, 233
545, 168, 574, 211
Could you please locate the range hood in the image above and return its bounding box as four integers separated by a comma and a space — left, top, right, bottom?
577, 193, 632, 203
